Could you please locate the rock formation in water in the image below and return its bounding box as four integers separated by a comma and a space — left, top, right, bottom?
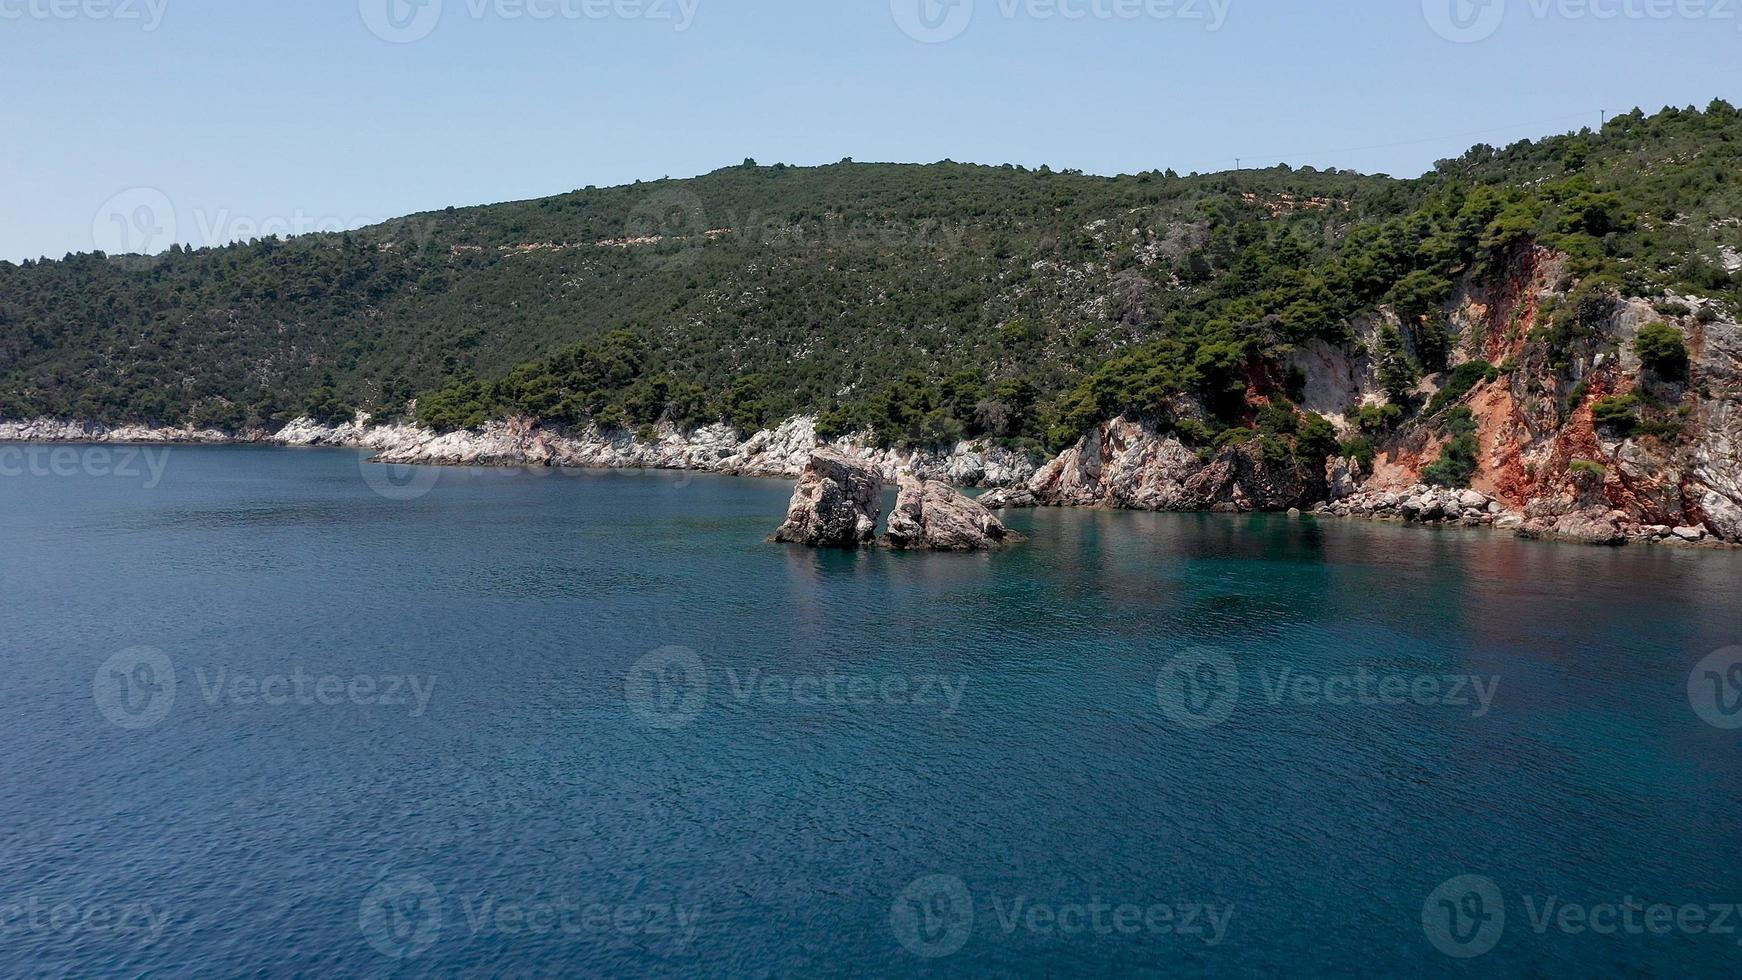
769, 452, 885, 548
883, 474, 1022, 551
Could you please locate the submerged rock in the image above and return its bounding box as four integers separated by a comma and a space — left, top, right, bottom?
884, 475, 1022, 551
769, 452, 885, 548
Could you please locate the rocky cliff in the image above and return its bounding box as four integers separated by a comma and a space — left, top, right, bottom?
983, 418, 1325, 514
1341, 248, 1742, 545
977, 247, 1741, 547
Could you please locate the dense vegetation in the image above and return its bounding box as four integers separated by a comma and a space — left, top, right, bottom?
2, 102, 1737, 457
1056, 102, 1742, 447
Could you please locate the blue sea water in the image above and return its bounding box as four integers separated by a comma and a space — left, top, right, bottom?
2, 445, 1741, 977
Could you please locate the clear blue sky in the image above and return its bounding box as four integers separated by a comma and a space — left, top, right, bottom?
3, 0, 1738, 261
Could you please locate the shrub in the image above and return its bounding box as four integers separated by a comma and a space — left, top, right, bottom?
1256, 400, 1299, 437
1173, 419, 1217, 445
1295, 413, 1340, 462
1422, 408, 1480, 488
1352, 403, 1403, 434
1565, 379, 1590, 414
1341, 437, 1376, 470
1570, 459, 1607, 478
1591, 393, 1641, 435
1634, 322, 1689, 380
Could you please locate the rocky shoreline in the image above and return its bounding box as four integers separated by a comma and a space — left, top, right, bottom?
969, 416, 1737, 548
3, 410, 1736, 549
1311, 483, 1725, 547
0, 415, 1038, 488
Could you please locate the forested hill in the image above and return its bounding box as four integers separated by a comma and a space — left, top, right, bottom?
2, 101, 1738, 452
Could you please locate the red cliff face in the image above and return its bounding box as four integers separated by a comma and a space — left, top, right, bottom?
1325, 244, 1740, 543
1004, 247, 1742, 545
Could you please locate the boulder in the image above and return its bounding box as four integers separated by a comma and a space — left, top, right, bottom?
1673, 525, 1709, 542
884, 475, 1022, 551
770, 452, 885, 548
977, 487, 1040, 510
1549, 510, 1629, 547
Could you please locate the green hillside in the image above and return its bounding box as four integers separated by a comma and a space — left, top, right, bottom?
1, 101, 1737, 454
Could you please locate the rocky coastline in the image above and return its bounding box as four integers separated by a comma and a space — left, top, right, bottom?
5, 384, 1739, 551
0, 415, 1038, 488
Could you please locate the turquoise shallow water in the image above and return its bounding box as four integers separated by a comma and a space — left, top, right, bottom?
2, 445, 1741, 976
